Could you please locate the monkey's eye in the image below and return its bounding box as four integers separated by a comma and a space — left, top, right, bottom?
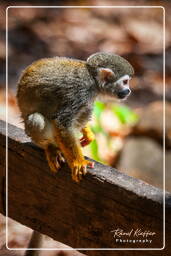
123, 79, 128, 85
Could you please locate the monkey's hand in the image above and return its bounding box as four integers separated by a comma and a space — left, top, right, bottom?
70, 159, 94, 182
80, 125, 95, 147
52, 121, 94, 182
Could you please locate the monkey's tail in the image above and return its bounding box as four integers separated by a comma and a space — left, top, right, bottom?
24, 230, 43, 256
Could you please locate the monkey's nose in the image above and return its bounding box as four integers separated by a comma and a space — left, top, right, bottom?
117, 88, 131, 99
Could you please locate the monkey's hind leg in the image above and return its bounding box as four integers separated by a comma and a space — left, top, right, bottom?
52, 121, 94, 182
45, 144, 65, 173
24, 112, 65, 173
80, 125, 95, 147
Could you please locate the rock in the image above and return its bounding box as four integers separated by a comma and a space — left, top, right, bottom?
133, 101, 171, 148
117, 137, 171, 191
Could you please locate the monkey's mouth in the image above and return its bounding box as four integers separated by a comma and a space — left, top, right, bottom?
116, 88, 131, 99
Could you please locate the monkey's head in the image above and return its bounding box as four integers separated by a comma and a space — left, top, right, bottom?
87, 52, 134, 100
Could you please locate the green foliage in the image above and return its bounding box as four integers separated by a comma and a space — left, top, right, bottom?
88, 101, 139, 163
91, 101, 105, 134
93, 101, 105, 121
93, 100, 138, 126
112, 104, 138, 125
90, 140, 101, 162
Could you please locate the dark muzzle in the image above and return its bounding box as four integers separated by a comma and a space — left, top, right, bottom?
117, 88, 131, 99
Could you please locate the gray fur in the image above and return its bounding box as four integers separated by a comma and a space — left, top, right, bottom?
87, 52, 134, 80
17, 52, 134, 134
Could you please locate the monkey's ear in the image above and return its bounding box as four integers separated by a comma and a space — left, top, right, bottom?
98, 68, 115, 83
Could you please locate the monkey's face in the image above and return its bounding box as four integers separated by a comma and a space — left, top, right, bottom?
97, 68, 132, 100
87, 52, 134, 100
113, 74, 131, 99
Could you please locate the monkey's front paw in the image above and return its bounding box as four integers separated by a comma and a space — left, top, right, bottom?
80, 134, 95, 147
71, 160, 94, 182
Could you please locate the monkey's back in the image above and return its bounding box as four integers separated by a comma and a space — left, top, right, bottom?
17, 57, 95, 120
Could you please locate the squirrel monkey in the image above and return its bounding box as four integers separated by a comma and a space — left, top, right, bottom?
17, 52, 134, 182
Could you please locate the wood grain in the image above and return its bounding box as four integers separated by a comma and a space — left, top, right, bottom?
0, 120, 171, 255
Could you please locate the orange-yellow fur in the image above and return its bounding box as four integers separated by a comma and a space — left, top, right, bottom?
49, 120, 93, 182
81, 125, 95, 147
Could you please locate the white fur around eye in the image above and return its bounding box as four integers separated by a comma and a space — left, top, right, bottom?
115, 74, 130, 90
118, 75, 130, 87
116, 74, 130, 84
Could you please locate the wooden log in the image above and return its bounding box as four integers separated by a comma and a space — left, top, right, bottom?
0, 120, 171, 255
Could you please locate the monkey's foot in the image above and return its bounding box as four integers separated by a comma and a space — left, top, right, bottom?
71, 159, 94, 182
56, 149, 65, 163
45, 145, 65, 173
46, 153, 60, 173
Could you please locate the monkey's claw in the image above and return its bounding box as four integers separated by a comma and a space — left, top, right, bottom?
45, 146, 65, 173
71, 160, 94, 182
47, 155, 61, 173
